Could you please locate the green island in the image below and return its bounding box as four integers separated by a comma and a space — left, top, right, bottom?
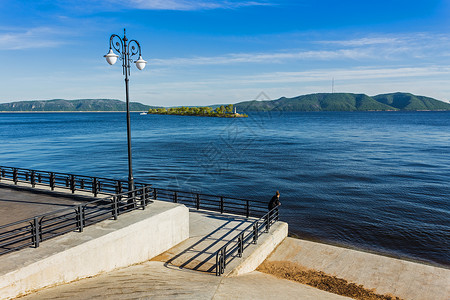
147, 104, 248, 118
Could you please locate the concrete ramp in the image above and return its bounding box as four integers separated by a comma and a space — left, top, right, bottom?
152, 209, 288, 276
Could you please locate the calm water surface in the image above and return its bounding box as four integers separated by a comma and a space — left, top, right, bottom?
0, 111, 449, 267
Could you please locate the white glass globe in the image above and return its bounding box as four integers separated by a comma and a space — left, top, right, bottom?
135, 56, 147, 70
104, 49, 119, 65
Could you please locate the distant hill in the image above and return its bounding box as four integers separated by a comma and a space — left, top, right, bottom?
373, 93, 450, 111
0, 99, 153, 112
234, 92, 450, 112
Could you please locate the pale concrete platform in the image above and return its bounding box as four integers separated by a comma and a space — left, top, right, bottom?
17, 211, 344, 300
0, 183, 97, 225
0, 200, 189, 299
264, 237, 450, 300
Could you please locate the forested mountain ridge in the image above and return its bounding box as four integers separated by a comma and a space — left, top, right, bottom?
234, 92, 450, 112
0, 99, 152, 112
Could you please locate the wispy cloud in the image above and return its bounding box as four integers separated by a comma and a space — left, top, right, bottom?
150, 32, 450, 66
150, 49, 374, 66
318, 37, 401, 46
0, 27, 66, 50
245, 66, 450, 84
318, 33, 450, 48
104, 0, 272, 11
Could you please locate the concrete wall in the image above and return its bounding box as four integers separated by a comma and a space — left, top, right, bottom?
227, 221, 288, 277
0, 201, 189, 300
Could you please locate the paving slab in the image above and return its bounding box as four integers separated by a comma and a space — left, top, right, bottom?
19, 261, 349, 300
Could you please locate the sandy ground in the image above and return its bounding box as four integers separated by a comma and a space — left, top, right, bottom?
258, 260, 402, 300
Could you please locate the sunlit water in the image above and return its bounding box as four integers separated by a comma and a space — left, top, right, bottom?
1, 111, 449, 266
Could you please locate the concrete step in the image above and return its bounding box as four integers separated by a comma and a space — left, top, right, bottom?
152, 209, 288, 276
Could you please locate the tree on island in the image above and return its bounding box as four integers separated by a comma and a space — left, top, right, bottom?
147, 104, 247, 118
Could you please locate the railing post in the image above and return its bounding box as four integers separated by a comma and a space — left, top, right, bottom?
38, 173, 42, 183
116, 180, 122, 195
50, 172, 55, 190
141, 187, 146, 209
70, 175, 75, 194
93, 177, 98, 197
216, 251, 221, 276
221, 247, 226, 274
112, 196, 118, 220
265, 212, 270, 232
173, 191, 178, 203
13, 168, 18, 184
220, 196, 224, 214
253, 223, 258, 244
76, 205, 84, 232
196, 194, 200, 210
32, 217, 40, 248
25, 172, 29, 182
31, 171, 36, 188
153, 188, 157, 200
80, 179, 85, 190
238, 234, 243, 257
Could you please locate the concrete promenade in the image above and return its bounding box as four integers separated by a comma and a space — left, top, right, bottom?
15, 208, 450, 300
1, 183, 448, 299
17, 210, 345, 300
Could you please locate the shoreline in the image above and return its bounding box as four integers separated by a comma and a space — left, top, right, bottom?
1, 110, 449, 113
0, 111, 145, 113
288, 232, 450, 270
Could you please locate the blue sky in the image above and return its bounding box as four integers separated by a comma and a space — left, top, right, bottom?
0, 0, 449, 106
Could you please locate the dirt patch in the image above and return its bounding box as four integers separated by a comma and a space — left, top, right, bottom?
257, 261, 402, 300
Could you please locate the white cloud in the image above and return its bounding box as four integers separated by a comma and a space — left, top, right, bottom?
318, 37, 401, 46
246, 66, 450, 84
148, 32, 450, 67
107, 0, 271, 11
150, 49, 375, 66
0, 27, 66, 50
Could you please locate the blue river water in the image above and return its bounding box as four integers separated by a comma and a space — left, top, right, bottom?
0, 111, 449, 267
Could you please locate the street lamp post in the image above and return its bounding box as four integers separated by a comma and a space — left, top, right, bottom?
104, 29, 147, 192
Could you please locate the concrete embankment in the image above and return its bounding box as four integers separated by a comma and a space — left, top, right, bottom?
260, 237, 450, 300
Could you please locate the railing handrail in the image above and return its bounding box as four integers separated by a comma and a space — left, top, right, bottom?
152, 186, 267, 205
0, 165, 132, 184
0, 166, 275, 258
0, 185, 152, 255
0, 187, 140, 230
0, 166, 265, 205
215, 206, 279, 276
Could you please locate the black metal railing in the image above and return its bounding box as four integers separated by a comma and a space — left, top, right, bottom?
0, 166, 148, 197
0, 166, 274, 257
147, 187, 268, 218
0, 186, 152, 255
0, 166, 266, 218
215, 206, 279, 276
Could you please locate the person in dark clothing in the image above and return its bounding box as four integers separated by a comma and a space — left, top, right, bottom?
268, 190, 281, 211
